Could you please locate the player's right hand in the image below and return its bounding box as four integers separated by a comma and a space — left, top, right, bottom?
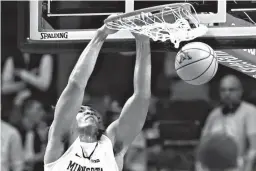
99, 14, 119, 35
99, 24, 118, 35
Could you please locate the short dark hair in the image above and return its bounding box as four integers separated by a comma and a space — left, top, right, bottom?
196, 133, 238, 170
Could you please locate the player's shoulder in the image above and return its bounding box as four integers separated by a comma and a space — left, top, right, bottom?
101, 134, 125, 156
100, 134, 113, 146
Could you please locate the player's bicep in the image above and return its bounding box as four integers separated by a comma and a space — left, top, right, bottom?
106, 95, 150, 151
44, 130, 65, 164
105, 121, 129, 156
50, 81, 83, 137
105, 120, 118, 143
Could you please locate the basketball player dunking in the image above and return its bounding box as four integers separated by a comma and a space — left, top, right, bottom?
44, 23, 151, 171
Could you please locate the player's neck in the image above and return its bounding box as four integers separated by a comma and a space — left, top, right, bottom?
79, 134, 98, 143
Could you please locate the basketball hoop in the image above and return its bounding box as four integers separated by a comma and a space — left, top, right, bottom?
104, 3, 208, 48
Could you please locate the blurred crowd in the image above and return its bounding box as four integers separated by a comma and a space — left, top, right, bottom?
1, 50, 256, 171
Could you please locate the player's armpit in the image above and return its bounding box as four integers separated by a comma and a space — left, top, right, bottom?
44, 131, 65, 164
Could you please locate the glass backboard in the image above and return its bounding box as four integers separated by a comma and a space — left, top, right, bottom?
14, 0, 256, 79
28, 0, 256, 45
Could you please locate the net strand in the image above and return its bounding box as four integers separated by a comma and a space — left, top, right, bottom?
106, 3, 208, 48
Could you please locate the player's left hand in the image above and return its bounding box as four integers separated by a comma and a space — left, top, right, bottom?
131, 32, 150, 42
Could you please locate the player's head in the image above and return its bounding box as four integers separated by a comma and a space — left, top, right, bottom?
76, 105, 102, 137
196, 133, 241, 171
220, 75, 243, 106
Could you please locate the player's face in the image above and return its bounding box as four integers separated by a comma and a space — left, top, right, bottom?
220, 80, 242, 105
76, 106, 101, 129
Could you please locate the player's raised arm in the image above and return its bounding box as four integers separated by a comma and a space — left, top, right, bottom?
44, 25, 117, 164
106, 33, 151, 154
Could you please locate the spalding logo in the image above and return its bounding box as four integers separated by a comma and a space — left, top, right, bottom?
40, 32, 68, 39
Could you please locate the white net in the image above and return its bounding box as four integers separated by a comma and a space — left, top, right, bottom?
106, 3, 208, 48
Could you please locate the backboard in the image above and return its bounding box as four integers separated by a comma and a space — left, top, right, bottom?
11, 0, 255, 79
27, 0, 256, 49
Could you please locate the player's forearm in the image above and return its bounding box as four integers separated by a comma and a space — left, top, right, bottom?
68, 30, 108, 89
133, 38, 151, 97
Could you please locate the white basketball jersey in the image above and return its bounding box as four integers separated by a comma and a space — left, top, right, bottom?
44, 135, 119, 171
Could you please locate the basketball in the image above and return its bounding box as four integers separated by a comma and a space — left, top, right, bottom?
175, 42, 218, 85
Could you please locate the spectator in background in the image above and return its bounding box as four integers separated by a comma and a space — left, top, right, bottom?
101, 94, 122, 127
2, 50, 26, 121
1, 119, 24, 171
143, 95, 162, 171
155, 52, 211, 140
125, 132, 147, 171
13, 98, 48, 171
196, 133, 242, 171
199, 74, 256, 171
2, 51, 57, 122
